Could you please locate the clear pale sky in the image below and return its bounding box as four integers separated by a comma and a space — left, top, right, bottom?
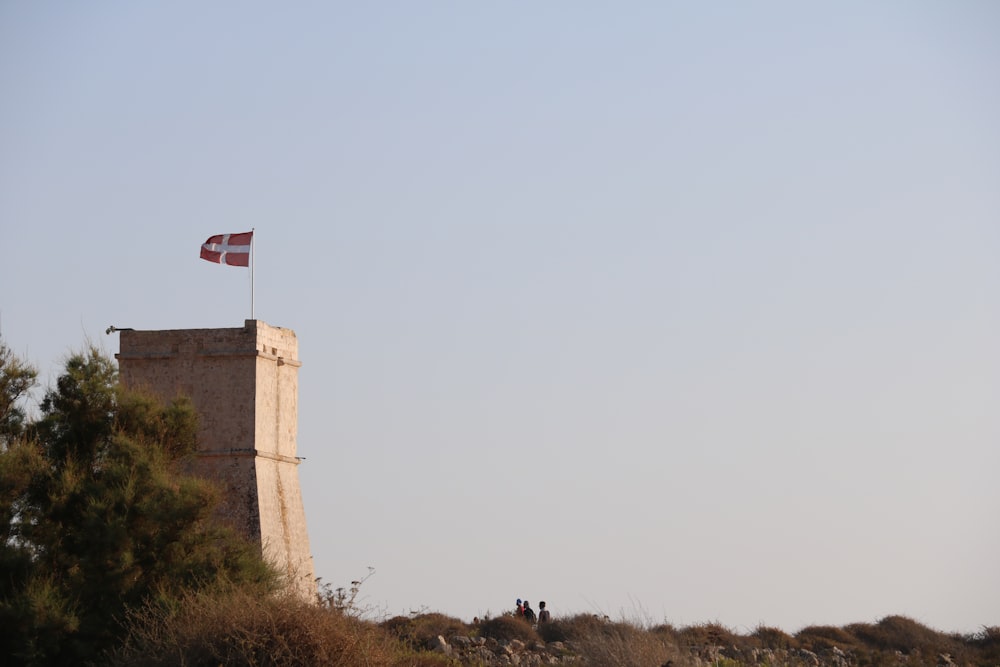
2, 2, 998, 634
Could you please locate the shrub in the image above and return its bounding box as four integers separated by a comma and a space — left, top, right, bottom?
795, 624, 862, 652
478, 614, 539, 643
677, 622, 743, 648
536, 619, 569, 643
752, 624, 798, 650
382, 616, 414, 639
566, 616, 680, 667
381, 613, 469, 650
969, 626, 1000, 664
112, 585, 397, 666
649, 622, 681, 643
846, 615, 952, 654
539, 613, 606, 642
537, 614, 631, 644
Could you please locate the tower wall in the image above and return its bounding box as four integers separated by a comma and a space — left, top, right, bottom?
116, 320, 315, 599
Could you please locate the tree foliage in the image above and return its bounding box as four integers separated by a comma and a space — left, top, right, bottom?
0, 341, 277, 666
0, 340, 37, 444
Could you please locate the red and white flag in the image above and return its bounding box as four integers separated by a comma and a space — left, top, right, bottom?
200, 231, 253, 267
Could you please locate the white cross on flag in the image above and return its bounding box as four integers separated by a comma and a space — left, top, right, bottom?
200, 231, 253, 267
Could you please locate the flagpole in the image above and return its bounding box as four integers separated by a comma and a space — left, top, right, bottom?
251, 227, 255, 320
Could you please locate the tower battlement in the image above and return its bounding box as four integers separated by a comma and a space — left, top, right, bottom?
117, 320, 315, 599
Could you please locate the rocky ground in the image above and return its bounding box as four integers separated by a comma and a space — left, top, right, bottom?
424, 632, 967, 666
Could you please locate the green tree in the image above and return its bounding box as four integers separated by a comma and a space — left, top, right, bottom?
0, 340, 42, 646
0, 340, 37, 443
0, 344, 277, 666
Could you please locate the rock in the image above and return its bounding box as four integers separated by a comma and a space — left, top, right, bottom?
430, 635, 452, 656
828, 645, 849, 667
798, 648, 820, 666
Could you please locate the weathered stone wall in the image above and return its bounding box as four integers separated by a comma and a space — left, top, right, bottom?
117, 320, 315, 599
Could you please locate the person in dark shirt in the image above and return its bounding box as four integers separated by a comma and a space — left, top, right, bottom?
522, 600, 536, 623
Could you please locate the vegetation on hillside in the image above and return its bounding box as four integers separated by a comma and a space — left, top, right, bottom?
1, 339, 996, 666
112, 596, 999, 667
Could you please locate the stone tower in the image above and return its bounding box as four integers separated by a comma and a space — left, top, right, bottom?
116, 320, 315, 599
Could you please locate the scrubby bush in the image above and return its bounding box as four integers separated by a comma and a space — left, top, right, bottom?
846, 615, 954, 654
478, 614, 539, 643
841, 615, 978, 666
381, 612, 469, 650
539, 614, 685, 666
382, 616, 414, 639
649, 622, 681, 642
752, 624, 798, 649
968, 626, 1000, 664
536, 618, 569, 643
795, 624, 862, 652
677, 621, 743, 649
537, 613, 605, 642
566, 615, 681, 667
112, 585, 398, 666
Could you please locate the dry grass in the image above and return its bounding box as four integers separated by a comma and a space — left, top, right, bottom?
751, 624, 798, 650
846, 615, 957, 653
843, 615, 977, 666
477, 614, 540, 643
790, 616, 992, 667
111, 585, 398, 667
968, 626, 1000, 665
110, 593, 1000, 667
542, 614, 684, 667
382, 612, 470, 649
795, 623, 864, 652
676, 621, 745, 649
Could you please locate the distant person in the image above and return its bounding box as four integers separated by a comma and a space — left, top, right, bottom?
537, 600, 550, 623
515, 598, 523, 616
522, 600, 536, 623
